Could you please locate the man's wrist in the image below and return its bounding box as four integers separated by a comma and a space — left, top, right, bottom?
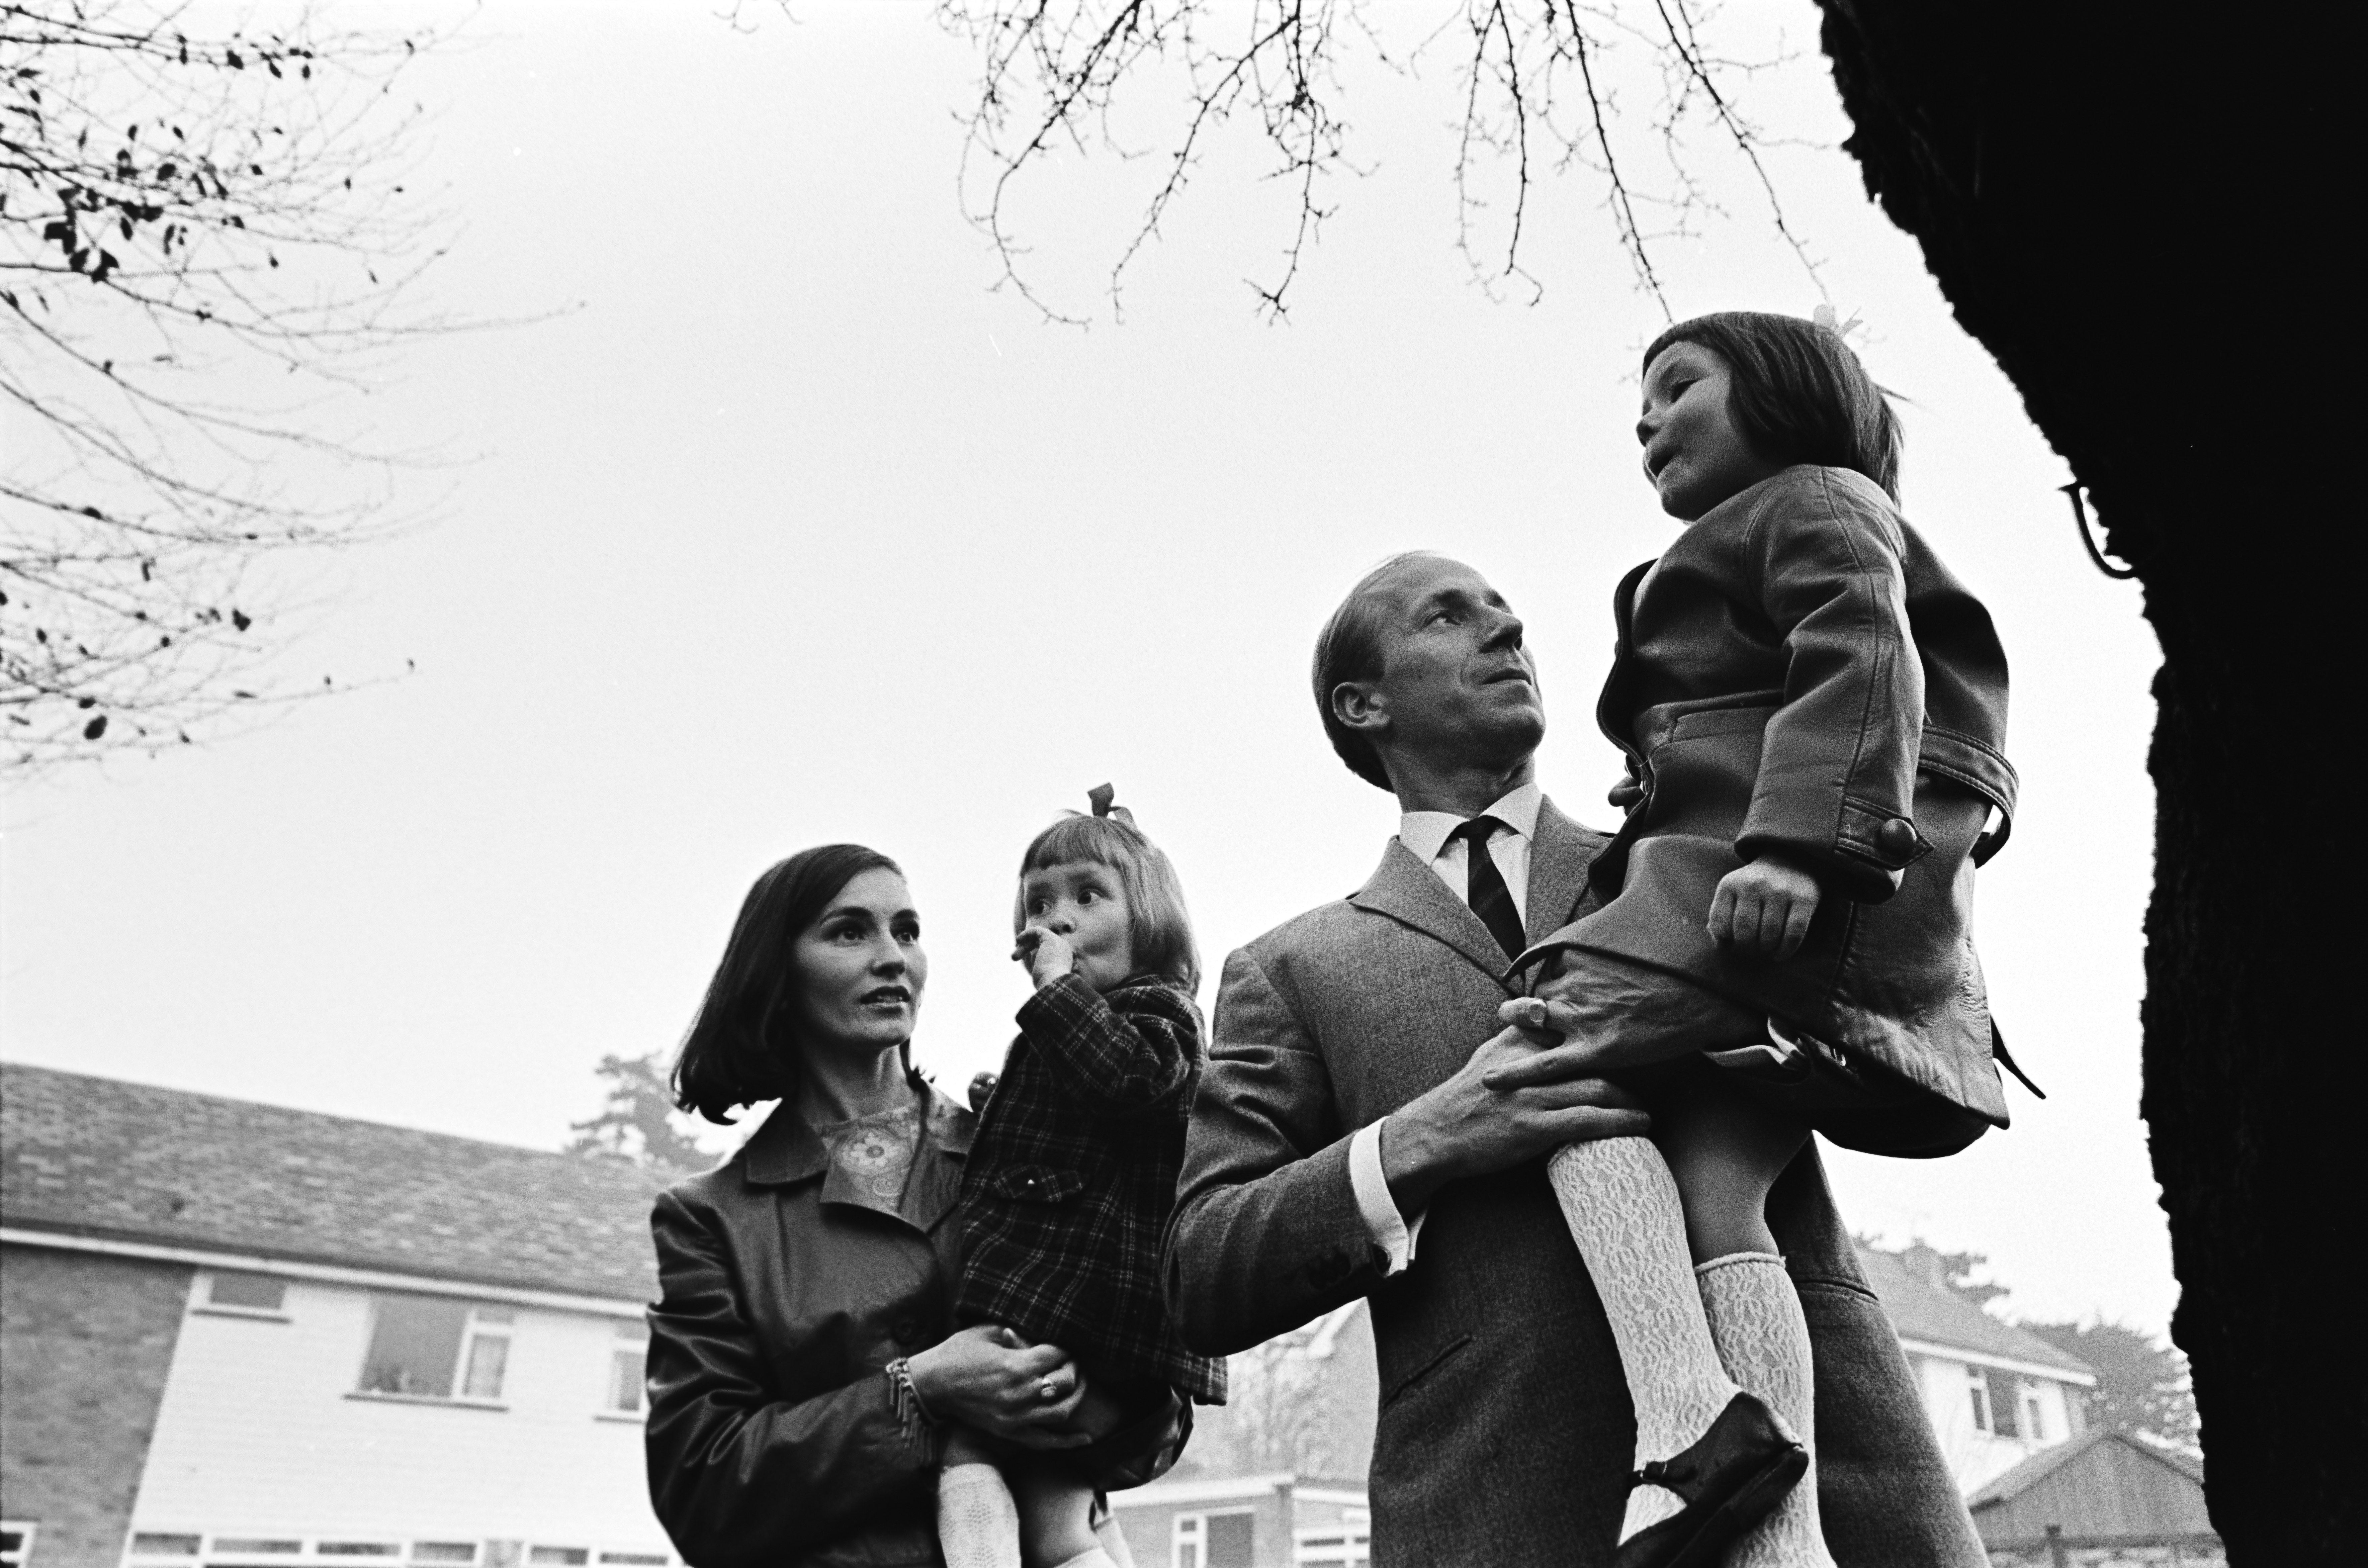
1378, 1104, 1458, 1216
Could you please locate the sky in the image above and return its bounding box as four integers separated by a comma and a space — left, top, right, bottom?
2, 1, 2171, 1331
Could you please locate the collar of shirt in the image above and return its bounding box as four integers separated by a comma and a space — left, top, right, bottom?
1398, 780, 1542, 921
1398, 780, 1543, 864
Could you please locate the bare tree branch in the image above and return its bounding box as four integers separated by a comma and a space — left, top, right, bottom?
926, 0, 1824, 322
2, 0, 455, 774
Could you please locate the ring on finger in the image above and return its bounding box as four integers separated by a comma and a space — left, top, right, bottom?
1038, 1377, 1060, 1402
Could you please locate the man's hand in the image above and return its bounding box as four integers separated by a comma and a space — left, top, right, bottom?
1379, 1015, 1649, 1217
1013, 926, 1076, 989
1707, 854, 1821, 960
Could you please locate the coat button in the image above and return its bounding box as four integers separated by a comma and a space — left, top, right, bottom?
1876, 817, 1920, 861
892, 1317, 920, 1344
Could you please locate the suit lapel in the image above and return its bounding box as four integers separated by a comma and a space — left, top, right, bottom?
1349, 838, 1519, 987
1526, 797, 1599, 942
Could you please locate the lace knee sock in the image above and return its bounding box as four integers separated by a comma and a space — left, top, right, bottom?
1546, 1138, 1743, 1540
937, 1462, 1022, 1568
1696, 1253, 1834, 1568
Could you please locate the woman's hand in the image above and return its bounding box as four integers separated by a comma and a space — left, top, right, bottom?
1012, 926, 1077, 990
1707, 854, 1821, 960
905, 1324, 1090, 1450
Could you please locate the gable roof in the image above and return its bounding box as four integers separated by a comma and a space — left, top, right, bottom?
1966, 1428, 2213, 1543
1856, 1245, 2095, 1380
1, 1061, 673, 1302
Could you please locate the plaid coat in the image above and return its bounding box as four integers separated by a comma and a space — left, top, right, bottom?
955, 972, 1226, 1404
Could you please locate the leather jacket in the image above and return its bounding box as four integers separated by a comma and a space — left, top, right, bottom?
645, 1081, 972, 1568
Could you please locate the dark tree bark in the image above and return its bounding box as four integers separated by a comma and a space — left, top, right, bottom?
1813, 5, 2352, 1560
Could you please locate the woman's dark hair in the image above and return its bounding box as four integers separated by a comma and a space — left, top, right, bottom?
1643, 311, 1904, 499
1312, 551, 1437, 792
672, 843, 901, 1124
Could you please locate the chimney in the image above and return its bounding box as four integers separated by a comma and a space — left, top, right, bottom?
1903, 1243, 1951, 1292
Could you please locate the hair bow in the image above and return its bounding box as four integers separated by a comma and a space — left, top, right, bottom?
1086, 782, 1136, 825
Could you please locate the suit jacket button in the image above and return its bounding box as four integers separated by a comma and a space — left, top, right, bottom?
893, 1317, 920, 1344
1876, 817, 1920, 861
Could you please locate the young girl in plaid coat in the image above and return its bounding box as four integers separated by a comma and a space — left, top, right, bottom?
936, 788, 1225, 1568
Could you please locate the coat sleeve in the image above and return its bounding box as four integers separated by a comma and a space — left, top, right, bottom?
1735, 469, 1929, 902
1015, 973, 1195, 1116
1162, 944, 1382, 1356
643, 1188, 931, 1568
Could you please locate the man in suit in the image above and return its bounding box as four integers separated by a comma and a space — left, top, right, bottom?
1163, 553, 1982, 1565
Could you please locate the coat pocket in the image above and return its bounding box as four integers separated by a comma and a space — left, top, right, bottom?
1380, 1332, 1471, 1407
985, 1164, 1084, 1204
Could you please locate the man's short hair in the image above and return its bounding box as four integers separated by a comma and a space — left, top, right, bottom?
1311, 552, 1439, 792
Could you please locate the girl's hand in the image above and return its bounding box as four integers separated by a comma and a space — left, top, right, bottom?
1707, 855, 1822, 960
1012, 926, 1077, 990
905, 1324, 1091, 1450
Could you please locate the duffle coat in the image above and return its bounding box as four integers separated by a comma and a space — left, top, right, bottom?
1527, 464, 2021, 1155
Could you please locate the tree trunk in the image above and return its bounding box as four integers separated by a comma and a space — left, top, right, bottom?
1813, 4, 2353, 1560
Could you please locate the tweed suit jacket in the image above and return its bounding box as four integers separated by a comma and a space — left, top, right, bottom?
1164, 798, 1984, 1567
957, 973, 1224, 1402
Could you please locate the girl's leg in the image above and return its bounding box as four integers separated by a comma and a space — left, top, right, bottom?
1657, 1089, 1833, 1568
938, 1426, 1022, 1568
1011, 1459, 1110, 1568
1545, 1136, 1745, 1540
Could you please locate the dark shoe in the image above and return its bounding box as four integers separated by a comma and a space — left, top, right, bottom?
1613, 1391, 1809, 1568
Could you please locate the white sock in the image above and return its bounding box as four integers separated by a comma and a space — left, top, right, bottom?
936, 1463, 1021, 1568
1696, 1252, 1835, 1568
1547, 1138, 1744, 1541
1048, 1553, 1118, 1568
1093, 1510, 1139, 1568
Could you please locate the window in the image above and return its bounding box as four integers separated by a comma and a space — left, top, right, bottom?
2018, 1383, 2050, 1443
358, 1295, 512, 1401
207, 1543, 299, 1556
1985, 1369, 2021, 1438
410, 1548, 477, 1564
527, 1551, 587, 1566
1964, 1366, 1991, 1433
2, 1522, 36, 1568
128, 1539, 200, 1558
596, 1555, 666, 1565
317, 1548, 397, 1558
1171, 1512, 1254, 1568
605, 1321, 650, 1416
203, 1273, 288, 1314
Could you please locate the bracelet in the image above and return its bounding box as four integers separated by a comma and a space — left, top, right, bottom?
884, 1356, 936, 1443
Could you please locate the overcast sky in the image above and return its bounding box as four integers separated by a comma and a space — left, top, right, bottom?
3, 1, 2170, 1330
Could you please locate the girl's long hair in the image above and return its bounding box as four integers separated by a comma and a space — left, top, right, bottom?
1644, 311, 1905, 499
1017, 813, 1200, 993
671, 843, 902, 1124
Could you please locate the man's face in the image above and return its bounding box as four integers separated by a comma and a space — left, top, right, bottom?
1343, 556, 1544, 776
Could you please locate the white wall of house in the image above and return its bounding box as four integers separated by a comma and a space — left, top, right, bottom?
126, 1269, 666, 1563
1904, 1346, 2087, 1495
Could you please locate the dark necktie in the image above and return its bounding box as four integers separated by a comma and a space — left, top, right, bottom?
1449, 815, 1525, 960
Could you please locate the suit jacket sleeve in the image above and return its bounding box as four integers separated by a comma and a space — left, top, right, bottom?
644, 1188, 929, 1567
1163, 943, 1383, 1356
1737, 469, 1928, 902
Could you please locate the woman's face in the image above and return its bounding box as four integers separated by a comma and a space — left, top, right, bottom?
790, 867, 928, 1060
1636, 340, 1785, 522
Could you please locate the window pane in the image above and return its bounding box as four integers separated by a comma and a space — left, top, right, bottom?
208, 1273, 287, 1311
317, 1548, 398, 1558
209, 1542, 299, 1555
462, 1333, 510, 1399
1985, 1369, 2020, 1437
527, 1551, 587, 1566
360, 1295, 468, 1395
1206, 1514, 1254, 1568
131, 1538, 202, 1557
610, 1349, 646, 1413
410, 1548, 476, 1563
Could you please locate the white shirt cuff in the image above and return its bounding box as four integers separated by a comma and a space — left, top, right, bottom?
1348, 1117, 1427, 1276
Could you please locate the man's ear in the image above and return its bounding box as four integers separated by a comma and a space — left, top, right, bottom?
1331, 680, 1388, 737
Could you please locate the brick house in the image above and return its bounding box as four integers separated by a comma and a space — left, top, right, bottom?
1, 1063, 674, 1568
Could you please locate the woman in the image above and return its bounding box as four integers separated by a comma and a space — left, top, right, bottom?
645, 845, 1134, 1568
